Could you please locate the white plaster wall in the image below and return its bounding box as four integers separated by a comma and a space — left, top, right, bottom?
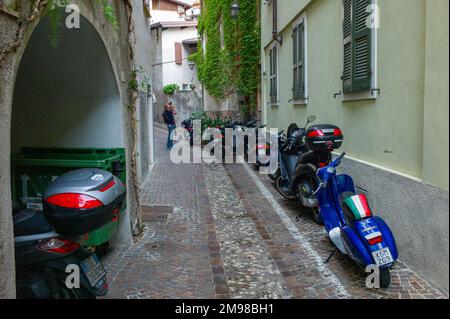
11, 98, 123, 152
11, 17, 123, 153
150, 10, 185, 23
150, 0, 198, 23
133, 0, 156, 176
160, 27, 199, 88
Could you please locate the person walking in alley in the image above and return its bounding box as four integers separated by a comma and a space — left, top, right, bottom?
163, 102, 176, 149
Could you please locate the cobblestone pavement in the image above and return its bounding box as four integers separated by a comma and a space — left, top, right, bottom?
204, 164, 292, 299
224, 163, 447, 299
102, 126, 447, 299
103, 127, 219, 299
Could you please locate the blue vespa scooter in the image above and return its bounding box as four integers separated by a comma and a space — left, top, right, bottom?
313, 152, 398, 288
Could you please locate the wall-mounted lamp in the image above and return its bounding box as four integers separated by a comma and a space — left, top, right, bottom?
231, 2, 240, 20
188, 60, 195, 70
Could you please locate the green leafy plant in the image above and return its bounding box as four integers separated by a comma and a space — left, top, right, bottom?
163, 84, 180, 95
189, 112, 239, 137
192, 0, 260, 115
43, 0, 118, 47
129, 65, 151, 91
97, 0, 119, 28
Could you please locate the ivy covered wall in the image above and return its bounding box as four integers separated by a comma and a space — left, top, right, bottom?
192, 0, 260, 115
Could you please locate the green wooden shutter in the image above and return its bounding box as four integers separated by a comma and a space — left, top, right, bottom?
342, 0, 372, 93
293, 21, 305, 100
293, 26, 299, 97
269, 47, 277, 103
342, 0, 353, 93
273, 46, 277, 102
352, 0, 372, 91
269, 49, 273, 101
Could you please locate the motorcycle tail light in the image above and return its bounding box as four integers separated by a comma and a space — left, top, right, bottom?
366, 233, 383, 245
100, 180, 116, 192
38, 238, 80, 254
257, 144, 269, 150
307, 129, 324, 138
319, 162, 328, 168
46, 193, 103, 209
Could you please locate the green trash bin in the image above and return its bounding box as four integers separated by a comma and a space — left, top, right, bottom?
11, 147, 127, 250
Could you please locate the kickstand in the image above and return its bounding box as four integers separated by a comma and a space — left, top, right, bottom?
325, 248, 337, 264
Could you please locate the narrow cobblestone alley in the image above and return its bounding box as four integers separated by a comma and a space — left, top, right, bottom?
103, 126, 447, 299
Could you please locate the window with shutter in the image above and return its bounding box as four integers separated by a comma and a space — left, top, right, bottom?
342, 0, 373, 94
293, 19, 306, 101
269, 46, 278, 103
175, 42, 183, 65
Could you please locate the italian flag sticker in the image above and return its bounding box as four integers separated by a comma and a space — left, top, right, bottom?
344, 194, 372, 220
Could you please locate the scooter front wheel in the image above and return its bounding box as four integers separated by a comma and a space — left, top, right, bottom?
312, 207, 324, 225
380, 268, 391, 288
275, 176, 297, 200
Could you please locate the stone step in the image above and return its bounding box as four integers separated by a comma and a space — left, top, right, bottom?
141, 204, 173, 222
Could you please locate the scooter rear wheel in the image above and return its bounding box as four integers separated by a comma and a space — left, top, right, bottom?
380, 268, 391, 288
269, 168, 280, 181
59, 283, 96, 299
275, 176, 297, 200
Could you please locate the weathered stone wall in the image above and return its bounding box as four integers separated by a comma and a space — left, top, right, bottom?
0, 0, 153, 297
154, 90, 203, 126
153, 89, 244, 126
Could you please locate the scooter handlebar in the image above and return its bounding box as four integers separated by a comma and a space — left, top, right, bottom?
334, 152, 346, 164
313, 152, 346, 194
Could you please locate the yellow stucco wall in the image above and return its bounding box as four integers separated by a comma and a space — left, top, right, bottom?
261, 0, 449, 190
423, 0, 449, 190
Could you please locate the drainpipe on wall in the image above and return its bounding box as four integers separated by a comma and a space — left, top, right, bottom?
200, 0, 205, 110
272, 0, 282, 45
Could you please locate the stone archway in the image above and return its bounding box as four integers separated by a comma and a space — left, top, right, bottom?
0, 3, 135, 298
12, 14, 124, 152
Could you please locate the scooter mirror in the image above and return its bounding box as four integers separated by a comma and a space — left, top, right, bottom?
307, 115, 316, 123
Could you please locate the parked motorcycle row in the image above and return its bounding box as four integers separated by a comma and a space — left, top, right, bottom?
182, 113, 398, 288
182, 115, 267, 152
259, 116, 398, 288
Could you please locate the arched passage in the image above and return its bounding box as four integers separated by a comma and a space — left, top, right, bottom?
9, 12, 132, 247
12, 14, 124, 151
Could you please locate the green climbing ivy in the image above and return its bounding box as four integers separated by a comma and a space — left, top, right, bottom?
191, 0, 260, 115
129, 65, 151, 92
41, 0, 118, 47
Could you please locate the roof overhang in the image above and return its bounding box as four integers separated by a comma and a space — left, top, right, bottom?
182, 37, 200, 45
169, 0, 193, 8
151, 20, 198, 29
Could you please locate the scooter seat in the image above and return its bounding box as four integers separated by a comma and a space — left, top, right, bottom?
13, 210, 53, 237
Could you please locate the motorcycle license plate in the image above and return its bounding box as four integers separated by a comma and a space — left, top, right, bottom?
80, 254, 106, 289
371, 247, 394, 267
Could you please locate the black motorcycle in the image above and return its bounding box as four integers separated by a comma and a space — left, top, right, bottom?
275, 120, 312, 201
14, 168, 126, 299
275, 116, 344, 223
181, 118, 194, 145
